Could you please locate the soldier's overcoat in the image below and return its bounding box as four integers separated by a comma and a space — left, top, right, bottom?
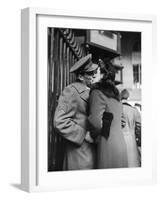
54, 81, 95, 170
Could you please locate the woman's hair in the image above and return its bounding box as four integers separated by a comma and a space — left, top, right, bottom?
92, 59, 120, 101
98, 59, 116, 82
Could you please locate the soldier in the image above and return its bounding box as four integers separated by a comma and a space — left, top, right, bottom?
54, 54, 99, 170
121, 89, 141, 167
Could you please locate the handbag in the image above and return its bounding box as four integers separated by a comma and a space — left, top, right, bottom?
101, 112, 113, 140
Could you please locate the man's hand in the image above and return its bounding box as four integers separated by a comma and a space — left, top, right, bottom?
85, 131, 94, 143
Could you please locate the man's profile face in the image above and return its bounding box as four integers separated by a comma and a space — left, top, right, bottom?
83, 74, 95, 87
82, 67, 103, 87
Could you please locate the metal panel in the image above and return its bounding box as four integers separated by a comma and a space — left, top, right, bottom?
48, 28, 79, 171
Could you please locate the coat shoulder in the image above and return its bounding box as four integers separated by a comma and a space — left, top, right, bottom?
90, 88, 103, 96
90, 89, 108, 101
62, 84, 77, 97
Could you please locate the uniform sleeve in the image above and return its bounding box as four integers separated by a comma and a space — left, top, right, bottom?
88, 89, 106, 136
54, 86, 85, 146
134, 108, 141, 123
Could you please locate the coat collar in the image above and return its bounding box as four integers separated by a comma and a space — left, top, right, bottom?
122, 100, 132, 107
71, 81, 90, 94
71, 81, 90, 102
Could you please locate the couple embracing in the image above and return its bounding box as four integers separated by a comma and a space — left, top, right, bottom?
54, 54, 128, 170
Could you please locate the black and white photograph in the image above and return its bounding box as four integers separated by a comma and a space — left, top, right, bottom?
1, 0, 160, 197
20, 7, 156, 192
47, 28, 142, 172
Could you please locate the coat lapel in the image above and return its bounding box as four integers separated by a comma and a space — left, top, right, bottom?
79, 90, 90, 102
71, 82, 90, 103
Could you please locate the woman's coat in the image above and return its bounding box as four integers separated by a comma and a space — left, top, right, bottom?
88, 89, 128, 169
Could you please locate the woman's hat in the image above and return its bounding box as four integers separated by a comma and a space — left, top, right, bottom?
99, 59, 116, 82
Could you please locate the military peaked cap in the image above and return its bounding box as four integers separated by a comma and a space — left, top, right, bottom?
70, 54, 98, 73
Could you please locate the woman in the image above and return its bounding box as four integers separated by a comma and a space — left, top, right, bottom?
88, 60, 128, 169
